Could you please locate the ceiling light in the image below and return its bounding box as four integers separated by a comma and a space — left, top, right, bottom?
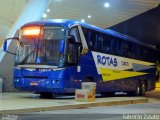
81, 19, 85, 23
53, 19, 64, 23
88, 15, 91, 18
42, 13, 47, 18
47, 9, 50, 12
104, 2, 110, 8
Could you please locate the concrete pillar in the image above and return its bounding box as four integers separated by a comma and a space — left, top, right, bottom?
0, 0, 51, 92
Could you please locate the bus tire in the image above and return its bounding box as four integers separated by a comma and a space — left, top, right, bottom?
134, 80, 146, 96
134, 82, 141, 96
127, 81, 141, 96
139, 81, 146, 96
39, 92, 53, 98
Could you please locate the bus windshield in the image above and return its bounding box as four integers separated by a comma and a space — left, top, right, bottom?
15, 26, 66, 67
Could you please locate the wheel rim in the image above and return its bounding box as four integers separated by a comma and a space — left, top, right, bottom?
136, 85, 140, 95
142, 83, 145, 94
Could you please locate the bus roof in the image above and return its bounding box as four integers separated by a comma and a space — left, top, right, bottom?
22, 19, 156, 49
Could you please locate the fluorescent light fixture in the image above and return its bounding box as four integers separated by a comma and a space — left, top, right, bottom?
42, 13, 47, 18
88, 15, 91, 18
47, 9, 50, 12
81, 19, 85, 23
104, 2, 110, 8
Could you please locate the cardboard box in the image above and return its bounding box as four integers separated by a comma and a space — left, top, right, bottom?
81, 82, 96, 96
81, 82, 96, 91
75, 89, 95, 102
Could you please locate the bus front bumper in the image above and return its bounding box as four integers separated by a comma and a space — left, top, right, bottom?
14, 78, 65, 93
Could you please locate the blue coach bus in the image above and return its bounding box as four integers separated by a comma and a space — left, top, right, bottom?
3, 19, 158, 97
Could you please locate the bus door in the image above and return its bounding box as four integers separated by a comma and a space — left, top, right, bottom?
68, 26, 82, 88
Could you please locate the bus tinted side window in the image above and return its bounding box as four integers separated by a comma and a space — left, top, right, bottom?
110, 37, 117, 55
101, 33, 110, 54
140, 47, 146, 61
115, 39, 134, 58
131, 44, 140, 60
122, 41, 130, 57
127, 42, 133, 58
82, 27, 93, 50
87, 30, 95, 50
82, 27, 101, 51
94, 32, 102, 52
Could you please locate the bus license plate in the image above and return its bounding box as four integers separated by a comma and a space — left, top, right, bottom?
30, 82, 38, 86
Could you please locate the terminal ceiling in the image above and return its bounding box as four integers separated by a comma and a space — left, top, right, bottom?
0, 0, 159, 46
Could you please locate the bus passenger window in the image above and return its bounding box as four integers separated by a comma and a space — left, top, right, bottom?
120, 41, 130, 57
87, 31, 93, 49
88, 31, 96, 50
94, 32, 102, 52
82, 27, 95, 50
110, 38, 117, 55
131, 45, 140, 59
102, 34, 110, 54
116, 40, 122, 56
128, 43, 133, 58
140, 48, 145, 60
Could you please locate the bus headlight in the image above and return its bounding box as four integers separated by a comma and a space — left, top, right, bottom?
16, 79, 19, 82
52, 80, 55, 84
52, 80, 60, 84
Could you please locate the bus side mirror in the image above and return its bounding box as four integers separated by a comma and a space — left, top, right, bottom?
3, 40, 8, 52
59, 40, 65, 54
2, 37, 20, 55
3, 37, 20, 52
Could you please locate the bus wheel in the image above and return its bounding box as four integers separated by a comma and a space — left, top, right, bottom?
135, 83, 141, 96
127, 82, 141, 96
134, 81, 146, 96
139, 81, 146, 96
39, 92, 53, 98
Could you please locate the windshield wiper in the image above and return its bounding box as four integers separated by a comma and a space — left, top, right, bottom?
20, 51, 35, 64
